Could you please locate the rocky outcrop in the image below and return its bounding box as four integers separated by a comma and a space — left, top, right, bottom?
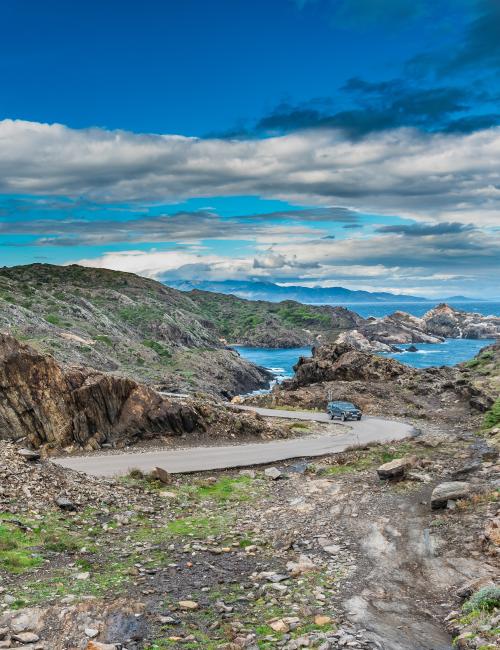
252, 342, 495, 424
289, 343, 411, 388
0, 333, 281, 450
335, 330, 395, 353
357, 304, 500, 346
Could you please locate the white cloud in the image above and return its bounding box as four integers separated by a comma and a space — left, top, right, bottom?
3, 119, 500, 225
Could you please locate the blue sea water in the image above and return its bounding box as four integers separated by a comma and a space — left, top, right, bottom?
234, 301, 498, 386
233, 346, 310, 382
381, 338, 495, 368
328, 301, 500, 319
234, 337, 496, 384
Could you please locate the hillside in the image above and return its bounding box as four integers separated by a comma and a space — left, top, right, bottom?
0, 264, 362, 396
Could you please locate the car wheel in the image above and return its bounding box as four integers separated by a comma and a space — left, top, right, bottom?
357, 415, 362, 420
330, 414, 335, 420
341, 413, 346, 421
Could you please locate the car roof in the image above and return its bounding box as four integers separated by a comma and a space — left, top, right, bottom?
329, 401, 357, 408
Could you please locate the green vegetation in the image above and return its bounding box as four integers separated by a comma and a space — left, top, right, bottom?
483, 398, 500, 428
143, 338, 172, 359
95, 334, 113, 346
463, 586, 500, 614
44, 313, 63, 326
117, 304, 164, 326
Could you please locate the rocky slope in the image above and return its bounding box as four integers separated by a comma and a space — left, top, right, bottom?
250, 342, 498, 425
0, 427, 498, 649
0, 264, 366, 396
0, 333, 284, 452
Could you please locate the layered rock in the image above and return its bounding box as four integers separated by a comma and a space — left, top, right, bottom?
0, 333, 280, 450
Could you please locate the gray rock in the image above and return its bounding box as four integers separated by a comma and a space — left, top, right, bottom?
55, 496, 76, 511
377, 456, 415, 479
264, 467, 282, 480
431, 482, 470, 509
17, 448, 40, 461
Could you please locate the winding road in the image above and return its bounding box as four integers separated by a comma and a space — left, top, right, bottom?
55, 407, 415, 477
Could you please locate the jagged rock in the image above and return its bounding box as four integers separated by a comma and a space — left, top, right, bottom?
286, 555, 316, 576
335, 330, 394, 353
377, 456, 416, 479
16, 448, 40, 461
431, 482, 471, 509
0, 334, 283, 450
358, 304, 500, 345
11, 632, 40, 643
290, 342, 410, 387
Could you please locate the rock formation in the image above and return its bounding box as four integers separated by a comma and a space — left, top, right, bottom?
356, 303, 500, 348
0, 333, 280, 450
252, 342, 496, 423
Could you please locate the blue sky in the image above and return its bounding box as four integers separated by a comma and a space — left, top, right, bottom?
0, 0, 499, 298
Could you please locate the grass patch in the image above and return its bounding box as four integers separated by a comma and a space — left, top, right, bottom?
44, 313, 62, 326
143, 338, 172, 359
178, 476, 254, 504
117, 305, 163, 326
95, 334, 113, 346
483, 398, 500, 429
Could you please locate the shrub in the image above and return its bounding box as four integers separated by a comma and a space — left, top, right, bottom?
484, 399, 500, 429
463, 586, 500, 614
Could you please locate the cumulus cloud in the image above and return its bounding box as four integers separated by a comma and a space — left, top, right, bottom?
75, 221, 500, 297
3, 119, 500, 226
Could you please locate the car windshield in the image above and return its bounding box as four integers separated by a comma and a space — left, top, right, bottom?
331, 401, 357, 409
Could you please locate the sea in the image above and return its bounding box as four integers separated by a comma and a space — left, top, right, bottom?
233, 301, 499, 384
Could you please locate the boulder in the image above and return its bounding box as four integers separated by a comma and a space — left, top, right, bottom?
264, 467, 282, 480
431, 482, 471, 509
54, 496, 76, 511
377, 456, 416, 480
150, 467, 172, 484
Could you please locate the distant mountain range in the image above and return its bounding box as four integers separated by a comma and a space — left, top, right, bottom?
165, 280, 479, 304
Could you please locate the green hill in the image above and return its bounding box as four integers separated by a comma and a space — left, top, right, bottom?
0, 264, 362, 397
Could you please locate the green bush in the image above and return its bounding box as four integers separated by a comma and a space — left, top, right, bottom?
45, 313, 62, 326
484, 399, 500, 429
142, 338, 171, 359
463, 586, 500, 614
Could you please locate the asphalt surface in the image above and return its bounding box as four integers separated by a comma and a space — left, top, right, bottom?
55, 407, 415, 477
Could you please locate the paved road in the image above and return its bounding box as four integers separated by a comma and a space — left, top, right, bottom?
55, 407, 415, 477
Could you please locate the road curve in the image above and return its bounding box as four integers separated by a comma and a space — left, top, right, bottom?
54, 408, 415, 477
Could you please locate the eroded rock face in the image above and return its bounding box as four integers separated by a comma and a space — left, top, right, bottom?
0, 333, 287, 451
290, 343, 411, 388
0, 333, 202, 449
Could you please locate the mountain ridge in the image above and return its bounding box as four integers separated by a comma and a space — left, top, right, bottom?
165, 279, 482, 304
